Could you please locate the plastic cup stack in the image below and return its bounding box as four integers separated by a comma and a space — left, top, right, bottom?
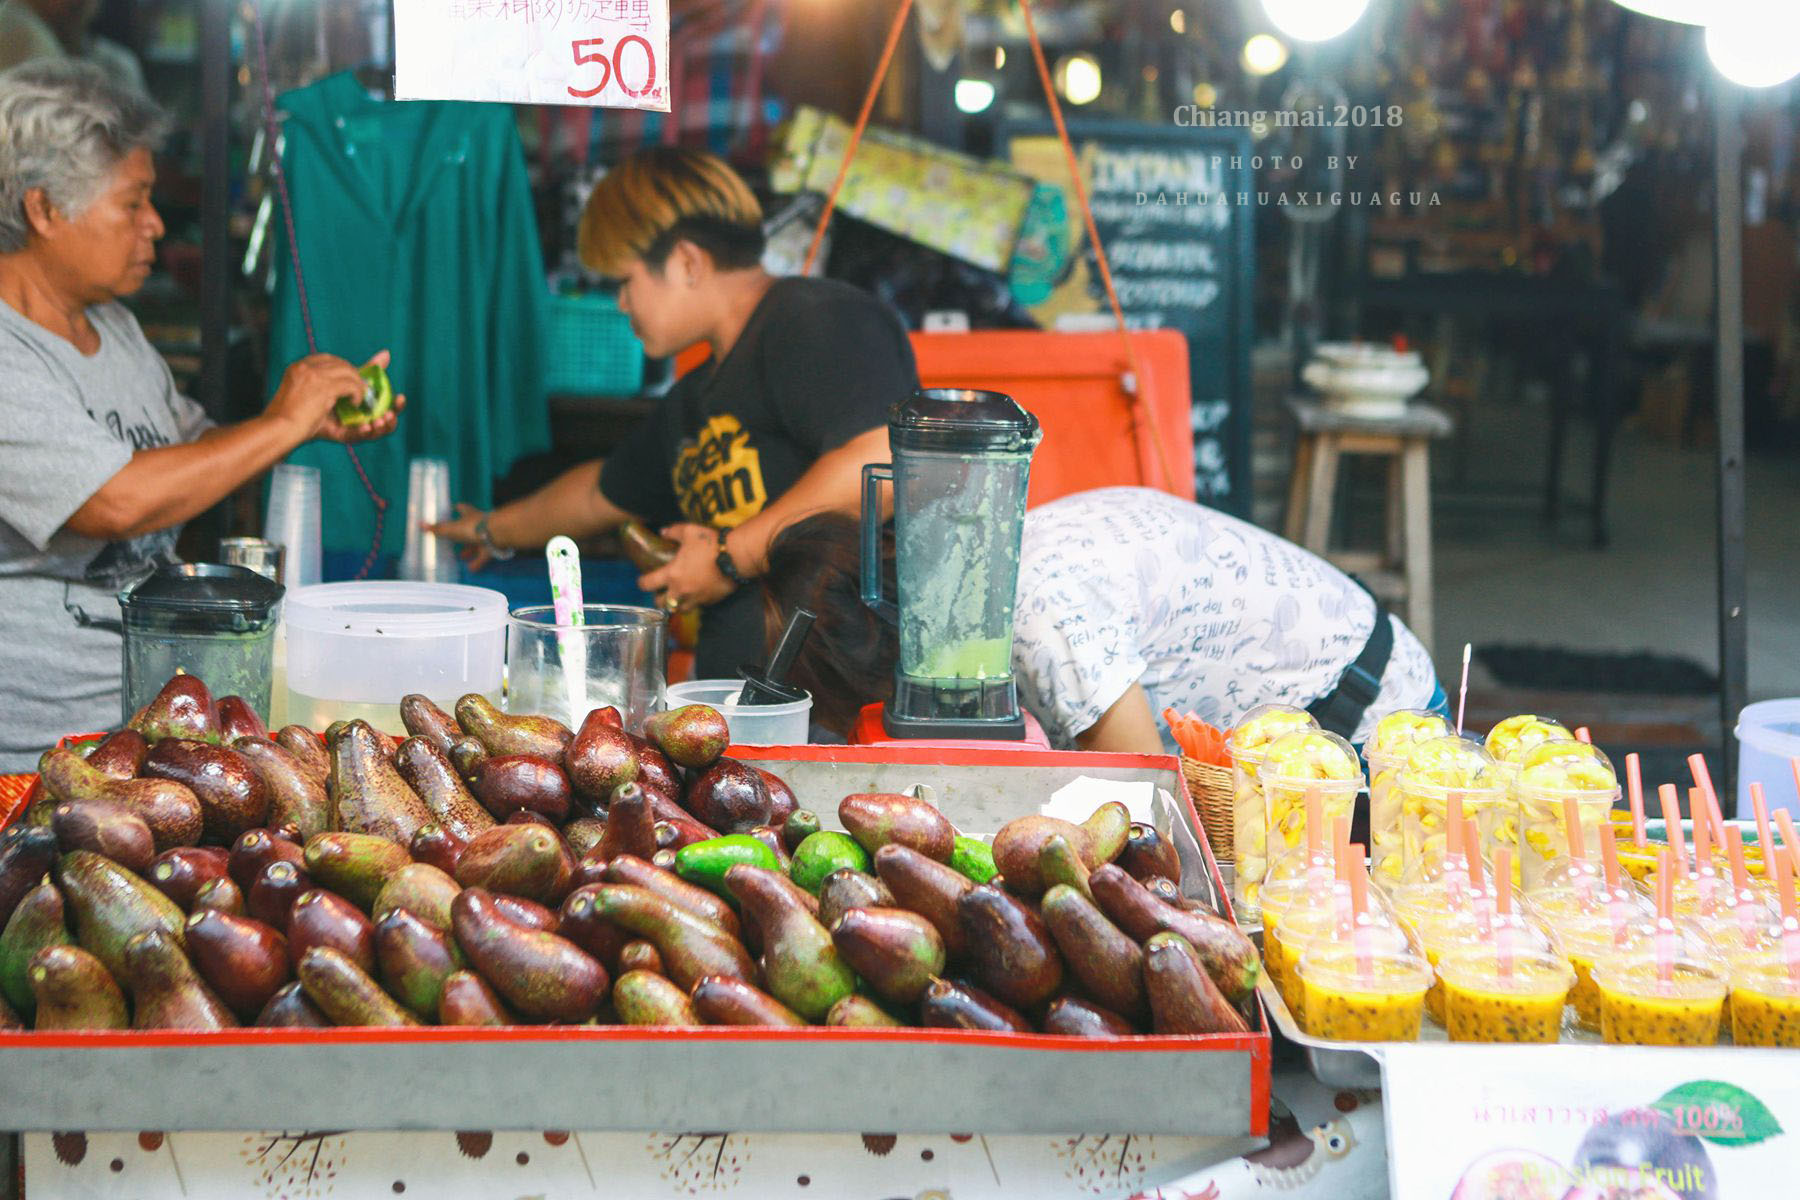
400, 458, 459, 583
264, 463, 322, 589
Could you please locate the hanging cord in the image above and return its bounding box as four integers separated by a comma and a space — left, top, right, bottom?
1016, 0, 1177, 494
247, 1, 389, 582
800, 0, 915, 275
800, 0, 1183, 496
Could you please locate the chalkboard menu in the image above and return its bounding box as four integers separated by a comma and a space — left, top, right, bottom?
1006, 120, 1255, 515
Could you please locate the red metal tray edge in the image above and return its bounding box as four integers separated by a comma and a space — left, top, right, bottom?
6, 735, 1270, 1127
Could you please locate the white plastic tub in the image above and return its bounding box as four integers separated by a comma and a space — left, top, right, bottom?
282, 582, 508, 732
667, 678, 812, 746
1737, 698, 1800, 816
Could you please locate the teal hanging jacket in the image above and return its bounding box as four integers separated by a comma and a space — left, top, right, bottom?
267, 72, 551, 559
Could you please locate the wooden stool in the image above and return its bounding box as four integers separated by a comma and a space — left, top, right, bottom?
1283, 398, 1453, 651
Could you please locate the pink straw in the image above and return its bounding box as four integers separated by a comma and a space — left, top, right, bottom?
1600, 825, 1632, 938
1752, 782, 1774, 877
1659, 784, 1689, 880
1688, 754, 1727, 851
1305, 788, 1324, 861
1494, 847, 1515, 977
1454, 643, 1471, 735
1778, 853, 1800, 985
1655, 849, 1676, 988
1575, 726, 1592, 744
1349, 845, 1373, 979
1563, 795, 1588, 863
1626, 753, 1647, 847
1725, 825, 1760, 948
1778, 809, 1800, 875
1691, 790, 1714, 876
1467, 818, 1492, 940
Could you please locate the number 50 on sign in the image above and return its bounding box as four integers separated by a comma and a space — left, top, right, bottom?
394, 0, 670, 111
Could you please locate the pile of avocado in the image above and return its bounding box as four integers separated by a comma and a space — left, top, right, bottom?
0, 673, 1258, 1034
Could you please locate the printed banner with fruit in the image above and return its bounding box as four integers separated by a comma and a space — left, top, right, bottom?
1383, 1044, 1793, 1199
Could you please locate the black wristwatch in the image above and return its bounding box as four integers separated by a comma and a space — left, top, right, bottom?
714, 528, 745, 587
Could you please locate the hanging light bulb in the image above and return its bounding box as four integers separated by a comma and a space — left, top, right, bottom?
1260, 0, 1371, 44
1055, 53, 1103, 106
955, 78, 997, 113
1243, 34, 1291, 76
1605, 0, 1706, 24
1705, 6, 1800, 88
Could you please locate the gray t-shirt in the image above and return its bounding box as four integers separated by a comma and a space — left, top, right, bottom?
0, 299, 211, 769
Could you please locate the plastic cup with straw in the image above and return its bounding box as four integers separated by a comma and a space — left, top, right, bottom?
1560, 792, 1600, 899
1752, 781, 1775, 878
545, 536, 587, 722
1466, 818, 1492, 939
1625, 752, 1647, 849
1443, 792, 1468, 910
1688, 754, 1728, 859
1777, 808, 1800, 877
1493, 847, 1516, 979
1658, 783, 1690, 883
1689, 790, 1720, 910
1599, 825, 1635, 939
1723, 825, 1767, 952
1778, 853, 1800, 988
1655, 848, 1678, 995
1454, 643, 1471, 736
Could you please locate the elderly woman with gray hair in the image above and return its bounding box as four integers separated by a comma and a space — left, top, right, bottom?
0, 61, 401, 768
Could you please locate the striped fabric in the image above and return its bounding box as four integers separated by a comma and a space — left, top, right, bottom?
585, 0, 784, 165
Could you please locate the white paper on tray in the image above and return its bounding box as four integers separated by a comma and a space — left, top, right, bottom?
1041, 775, 1167, 832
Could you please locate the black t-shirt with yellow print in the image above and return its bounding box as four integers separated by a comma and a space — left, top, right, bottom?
599, 276, 918, 678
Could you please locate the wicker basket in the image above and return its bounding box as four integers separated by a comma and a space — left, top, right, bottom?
1182, 756, 1235, 862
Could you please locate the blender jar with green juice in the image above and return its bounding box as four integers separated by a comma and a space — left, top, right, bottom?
861, 388, 1040, 740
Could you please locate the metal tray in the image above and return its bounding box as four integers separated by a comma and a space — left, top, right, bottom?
1260, 959, 1622, 1089
0, 747, 1271, 1136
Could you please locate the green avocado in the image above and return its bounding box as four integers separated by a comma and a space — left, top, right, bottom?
336, 362, 394, 427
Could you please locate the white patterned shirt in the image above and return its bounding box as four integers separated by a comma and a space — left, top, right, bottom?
1011, 488, 1440, 750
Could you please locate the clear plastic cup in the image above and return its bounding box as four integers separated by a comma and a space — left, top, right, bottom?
264, 463, 323, 589
1594, 953, 1727, 1046
400, 457, 459, 583
1693, 894, 1784, 971
1262, 729, 1363, 873
1263, 892, 1404, 1016
1412, 908, 1553, 1025
1514, 741, 1621, 891
1368, 709, 1452, 886
1729, 958, 1800, 1047
1439, 945, 1576, 1043
1396, 736, 1508, 884
1296, 941, 1433, 1043
1227, 705, 1318, 922
1483, 714, 1574, 769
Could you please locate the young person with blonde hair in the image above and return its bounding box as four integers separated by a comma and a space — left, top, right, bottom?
434, 146, 918, 678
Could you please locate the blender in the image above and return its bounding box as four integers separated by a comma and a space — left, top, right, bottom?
118, 564, 284, 724
858, 388, 1041, 741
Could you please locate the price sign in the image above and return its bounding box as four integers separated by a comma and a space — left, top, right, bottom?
1382, 1045, 1796, 1200
394, 0, 669, 111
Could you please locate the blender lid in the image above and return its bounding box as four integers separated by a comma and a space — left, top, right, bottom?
889, 388, 1042, 454
119, 563, 285, 617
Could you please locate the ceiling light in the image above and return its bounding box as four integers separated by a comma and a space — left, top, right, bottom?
1243, 34, 1290, 76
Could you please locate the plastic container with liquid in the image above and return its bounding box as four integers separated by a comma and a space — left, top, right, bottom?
1296, 941, 1432, 1043
1438, 944, 1575, 1043
283, 582, 508, 731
